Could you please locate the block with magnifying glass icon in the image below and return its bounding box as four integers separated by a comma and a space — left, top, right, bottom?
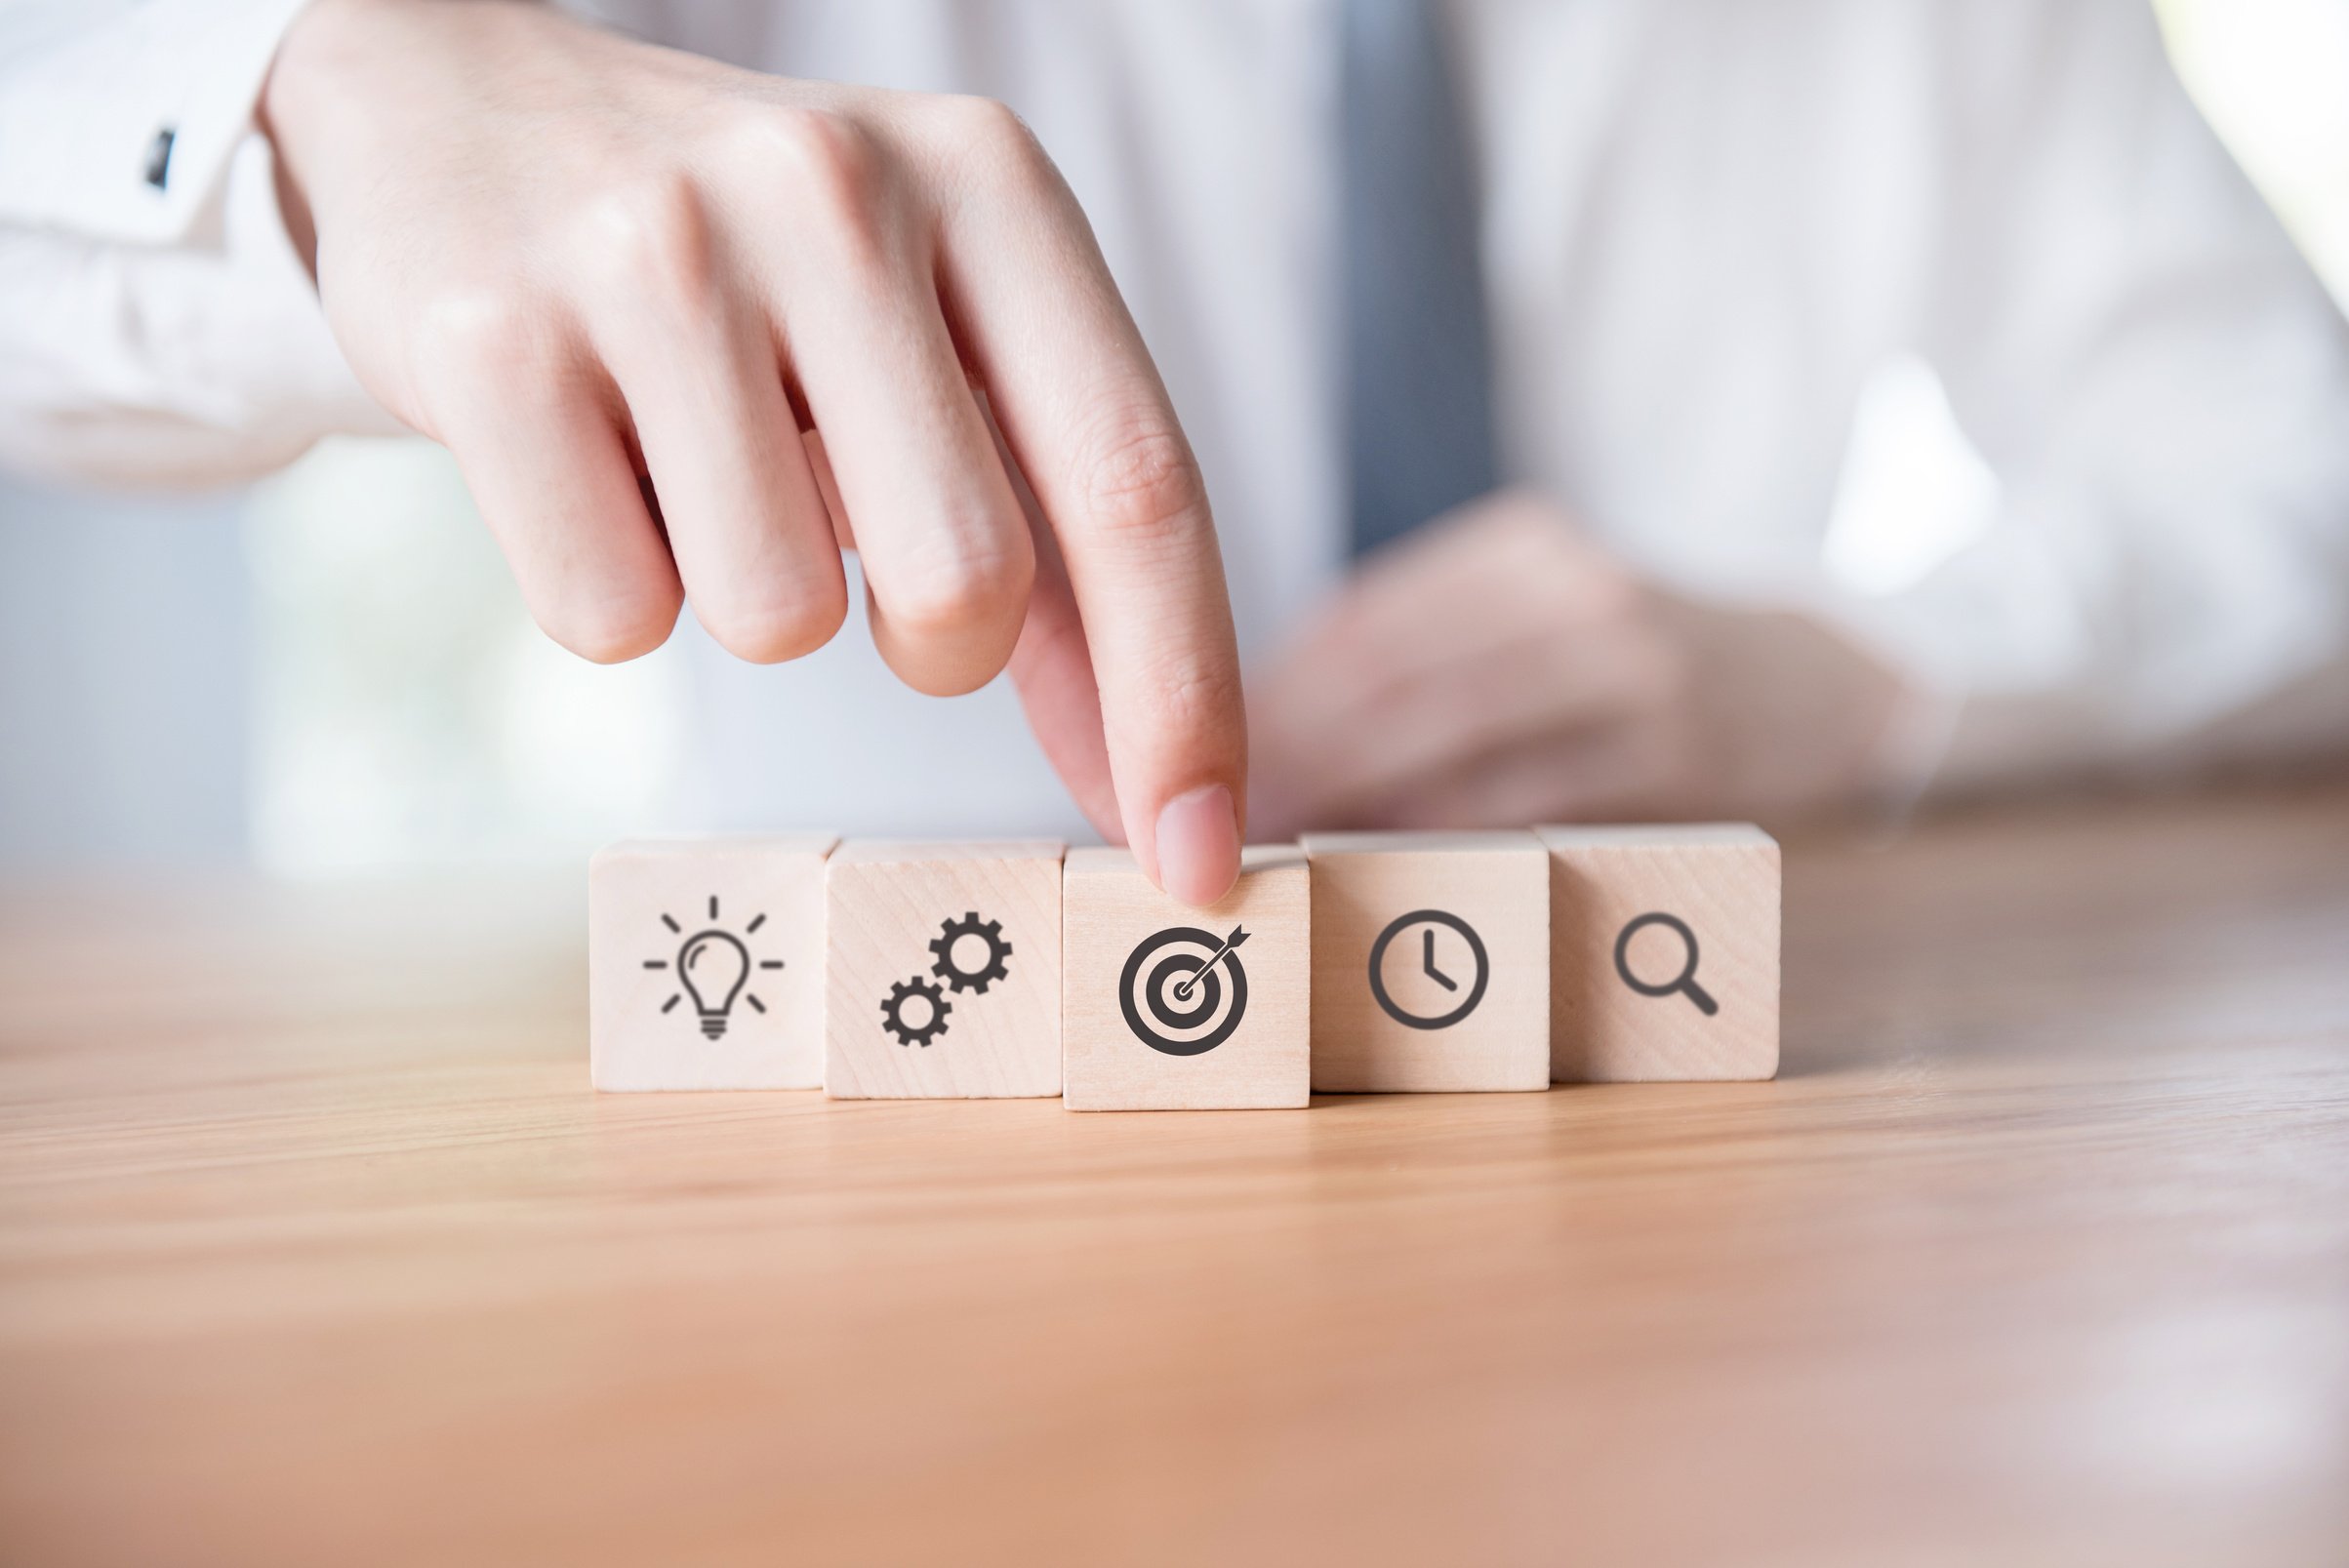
1535, 824, 1780, 1082
1301, 830, 1551, 1093
588, 835, 837, 1090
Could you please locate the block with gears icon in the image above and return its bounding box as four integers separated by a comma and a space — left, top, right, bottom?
1301, 830, 1551, 1093
1061, 845, 1311, 1111
1536, 823, 1780, 1082
823, 840, 1065, 1098
589, 835, 836, 1090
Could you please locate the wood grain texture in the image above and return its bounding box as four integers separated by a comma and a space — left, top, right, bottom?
1302, 830, 1549, 1092
1537, 823, 1781, 1081
588, 834, 834, 1090
4, 785, 2349, 1567
1062, 844, 1311, 1110
824, 840, 1062, 1099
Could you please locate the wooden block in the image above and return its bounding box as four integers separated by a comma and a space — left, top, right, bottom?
1061, 845, 1311, 1110
825, 840, 1064, 1099
589, 835, 835, 1090
1301, 830, 1550, 1093
1535, 824, 1780, 1082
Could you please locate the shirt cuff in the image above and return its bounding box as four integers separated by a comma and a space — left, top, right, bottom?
0, 0, 316, 244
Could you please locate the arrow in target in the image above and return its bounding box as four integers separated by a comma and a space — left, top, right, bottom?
1171, 925, 1250, 1003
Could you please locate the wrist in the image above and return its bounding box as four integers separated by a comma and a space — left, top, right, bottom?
260, 0, 386, 159
257, 0, 385, 258
263, 0, 554, 190
261, 0, 549, 268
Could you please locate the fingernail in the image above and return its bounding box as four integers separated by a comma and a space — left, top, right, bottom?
1154, 784, 1241, 906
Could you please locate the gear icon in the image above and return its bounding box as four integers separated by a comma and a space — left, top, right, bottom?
929, 910, 1012, 994
880, 975, 952, 1047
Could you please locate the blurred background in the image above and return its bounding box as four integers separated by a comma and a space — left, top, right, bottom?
2, 0, 2345, 878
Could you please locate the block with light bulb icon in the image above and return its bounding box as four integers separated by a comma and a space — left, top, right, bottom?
1301, 830, 1551, 1093
824, 840, 1066, 1098
589, 835, 836, 1090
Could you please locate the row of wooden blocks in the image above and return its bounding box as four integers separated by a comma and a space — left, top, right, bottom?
589, 827, 1779, 1109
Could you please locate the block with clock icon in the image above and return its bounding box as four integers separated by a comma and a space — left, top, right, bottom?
1536, 823, 1780, 1082
588, 834, 837, 1091
824, 840, 1066, 1099
1061, 845, 1312, 1110
1300, 830, 1552, 1092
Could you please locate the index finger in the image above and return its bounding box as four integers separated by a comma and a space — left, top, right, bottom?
931, 110, 1245, 905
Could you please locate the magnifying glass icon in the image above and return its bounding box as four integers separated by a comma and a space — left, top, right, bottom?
1612, 912, 1718, 1016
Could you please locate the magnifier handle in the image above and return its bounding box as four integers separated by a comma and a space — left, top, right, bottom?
1681, 978, 1720, 1017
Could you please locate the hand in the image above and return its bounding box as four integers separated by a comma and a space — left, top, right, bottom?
261, 0, 1244, 902
1248, 492, 1910, 834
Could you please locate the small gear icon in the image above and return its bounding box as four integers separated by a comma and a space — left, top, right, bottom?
880, 975, 951, 1047
929, 910, 1012, 994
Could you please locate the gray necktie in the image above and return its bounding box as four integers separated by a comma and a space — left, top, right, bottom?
1341, 0, 1499, 558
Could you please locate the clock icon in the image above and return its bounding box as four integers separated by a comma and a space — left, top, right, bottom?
1366, 908, 1490, 1030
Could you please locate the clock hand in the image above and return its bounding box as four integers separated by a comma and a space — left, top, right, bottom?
1423, 926, 1458, 991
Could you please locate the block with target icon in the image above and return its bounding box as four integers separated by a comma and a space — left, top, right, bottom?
588, 834, 836, 1091
823, 840, 1065, 1098
1061, 845, 1312, 1111
1301, 830, 1551, 1093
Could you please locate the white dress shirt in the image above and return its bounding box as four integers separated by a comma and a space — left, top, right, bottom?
5, 0, 2347, 833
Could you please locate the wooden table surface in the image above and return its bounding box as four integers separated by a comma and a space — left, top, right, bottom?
3, 787, 2347, 1567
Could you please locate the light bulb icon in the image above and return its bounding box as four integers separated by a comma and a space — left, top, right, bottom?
645, 895, 784, 1040
677, 929, 750, 1038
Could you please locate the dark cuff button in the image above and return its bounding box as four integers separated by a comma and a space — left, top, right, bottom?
143, 126, 176, 191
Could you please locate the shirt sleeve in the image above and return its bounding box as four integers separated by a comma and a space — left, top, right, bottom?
0, 0, 400, 487
1816, 0, 2349, 793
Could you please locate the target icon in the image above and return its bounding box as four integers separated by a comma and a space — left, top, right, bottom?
1119, 925, 1251, 1056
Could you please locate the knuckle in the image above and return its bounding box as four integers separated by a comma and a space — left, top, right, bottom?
582, 173, 720, 303
696, 577, 850, 664
1077, 407, 1207, 549
934, 94, 1030, 147
1572, 561, 1649, 629
880, 530, 1033, 636
933, 94, 1049, 179
754, 105, 898, 252
1139, 658, 1245, 741
540, 585, 680, 665
1629, 627, 1694, 710
411, 285, 553, 386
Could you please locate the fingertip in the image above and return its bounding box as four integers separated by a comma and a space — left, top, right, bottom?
1153, 782, 1241, 907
